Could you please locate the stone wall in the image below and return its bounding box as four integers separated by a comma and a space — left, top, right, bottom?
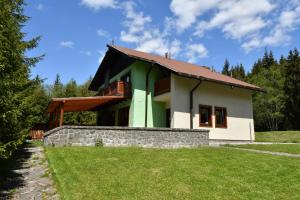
43, 126, 209, 148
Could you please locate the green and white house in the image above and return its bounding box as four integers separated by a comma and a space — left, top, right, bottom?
87, 45, 262, 143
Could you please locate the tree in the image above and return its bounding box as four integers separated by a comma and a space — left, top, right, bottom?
250, 66, 285, 131
283, 48, 300, 130
52, 74, 64, 97
222, 59, 230, 76
0, 0, 42, 158
230, 64, 246, 81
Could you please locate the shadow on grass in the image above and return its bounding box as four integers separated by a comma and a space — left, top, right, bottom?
0, 144, 33, 199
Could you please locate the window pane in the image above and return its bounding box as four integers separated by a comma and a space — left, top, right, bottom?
199, 105, 212, 126
215, 107, 226, 127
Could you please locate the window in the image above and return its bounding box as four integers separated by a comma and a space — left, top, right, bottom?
121, 73, 131, 83
199, 105, 212, 127
215, 107, 227, 128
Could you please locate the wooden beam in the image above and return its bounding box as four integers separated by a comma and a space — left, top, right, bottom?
59, 101, 65, 127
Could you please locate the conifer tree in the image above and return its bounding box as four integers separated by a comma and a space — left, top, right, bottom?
222, 59, 230, 76
0, 0, 42, 158
284, 48, 300, 129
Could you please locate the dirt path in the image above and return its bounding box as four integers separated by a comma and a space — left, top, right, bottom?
227, 147, 300, 158
1, 146, 59, 200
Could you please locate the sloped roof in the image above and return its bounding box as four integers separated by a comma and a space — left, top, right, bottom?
108, 45, 262, 91
46, 96, 126, 113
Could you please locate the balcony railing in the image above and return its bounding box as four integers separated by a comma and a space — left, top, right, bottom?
98, 81, 131, 97
154, 76, 170, 96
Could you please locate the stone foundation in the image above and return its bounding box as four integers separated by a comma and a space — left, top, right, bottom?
43, 126, 209, 148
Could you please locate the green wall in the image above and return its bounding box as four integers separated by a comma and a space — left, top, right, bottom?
97, 61, 167, 127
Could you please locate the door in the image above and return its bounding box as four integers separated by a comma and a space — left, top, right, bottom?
166, 108, 170, 128
118, 107, 129, 126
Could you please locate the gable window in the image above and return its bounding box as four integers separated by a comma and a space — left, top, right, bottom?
199, 105, 212, 127
215, 107, 227, 128
121, 73, 131, 83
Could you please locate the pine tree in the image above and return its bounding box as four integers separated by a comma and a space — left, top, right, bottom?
284, 48, 300, 129
52, 74, 64, 97
222, 59, 230, 76
0, 0, 42, 158
230, 64, 246, 81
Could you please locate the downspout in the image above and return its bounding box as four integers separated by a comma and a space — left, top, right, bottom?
190, 81, 202, 129
145, 62, 154, 127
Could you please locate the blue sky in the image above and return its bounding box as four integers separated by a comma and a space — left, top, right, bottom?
24, 0, 300, 85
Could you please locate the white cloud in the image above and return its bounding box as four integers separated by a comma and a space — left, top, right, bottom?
242, 5, 300, 51
186, 44, 208, 63
97, 29, 109, 38
193, 0, 274, 40
170, 0, 220, 32
36, 3, 44, 11
120, 1, 182, 57
80, 50, 92, 56
59, 41, 74, 48
169, 0, 300, 51
81, 0, 117, 10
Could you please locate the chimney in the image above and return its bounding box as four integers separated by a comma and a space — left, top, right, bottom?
165, 52, 168, 59
164, 52, 171, 59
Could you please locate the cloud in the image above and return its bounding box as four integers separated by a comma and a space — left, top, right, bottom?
119, 1, 181, 57
36, 3, 44, 11
169, 0, 300, 51
97, 29, 109, 38
170, 0, 220, 32
59, 41, 74, 48
242, 5, 300, 51
193, 0, 274, 39
80, 50, 92, 56
185, 44, 208, 63
81, 0, 117, 10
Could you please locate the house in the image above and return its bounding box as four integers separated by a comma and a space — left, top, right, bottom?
47, 44, 262, 143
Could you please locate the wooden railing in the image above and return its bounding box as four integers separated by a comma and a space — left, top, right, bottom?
98, 81, 131, 97
154, 76, 170, 96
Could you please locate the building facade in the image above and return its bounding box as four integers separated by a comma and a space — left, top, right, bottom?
88, 45, 261, 142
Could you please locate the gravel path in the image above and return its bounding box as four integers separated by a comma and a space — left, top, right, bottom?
1, 146, 59, 200
227, 147, 300, 158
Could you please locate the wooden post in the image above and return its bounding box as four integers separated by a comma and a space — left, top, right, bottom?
59, 101, 65, 127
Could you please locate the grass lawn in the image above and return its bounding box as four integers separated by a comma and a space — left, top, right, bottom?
232, 144, 300, 154
255, 131, 300, 143
46, 147, 300, 200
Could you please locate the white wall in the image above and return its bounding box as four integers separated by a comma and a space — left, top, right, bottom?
171, 74, 255, 141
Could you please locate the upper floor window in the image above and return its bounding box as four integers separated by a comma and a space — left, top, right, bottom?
215, 107, 227, 128
121, 73, 131, 83
199, 105, 212, 127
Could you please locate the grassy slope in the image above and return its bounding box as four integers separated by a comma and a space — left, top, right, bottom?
46, 147, 300, 200
255, 131, 300, 143
233, 144, 300, 154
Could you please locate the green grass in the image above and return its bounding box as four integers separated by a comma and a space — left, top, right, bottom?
232, 144, 300, 154
27, 140, 43, 147
46, 147, 300, 200
255, 131, 300, 143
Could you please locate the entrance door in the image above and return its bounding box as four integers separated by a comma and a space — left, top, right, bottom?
166, 108, 170, 128
118, 107, 129, 126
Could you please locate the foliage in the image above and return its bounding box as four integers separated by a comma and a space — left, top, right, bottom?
255, 131, 300, 143
283, 49, 300, 130
249, 65, 285, 131
46, 147, 300, 200
0, 0, 43, 158
221, 59, 230, 76
221, 59, 246, 81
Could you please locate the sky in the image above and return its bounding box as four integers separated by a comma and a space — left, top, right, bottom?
24, 0, 300, 85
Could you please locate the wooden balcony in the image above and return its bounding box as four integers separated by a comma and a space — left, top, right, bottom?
154, 76, 170, 96
98, 81, 131, 97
